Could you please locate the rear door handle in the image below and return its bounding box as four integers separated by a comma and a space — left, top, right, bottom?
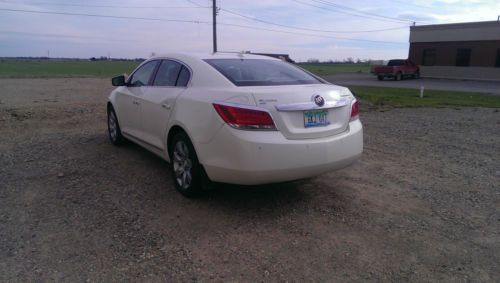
162, 103, 171, 109
133, 100, 140, 105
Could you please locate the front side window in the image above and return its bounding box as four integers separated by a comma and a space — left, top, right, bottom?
204, 59, 322, 87
456, 48, 471, 67
129, 60, 159, 87
153, 60, 182, 86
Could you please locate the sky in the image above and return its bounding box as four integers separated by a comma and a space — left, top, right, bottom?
0, 0, 499, 61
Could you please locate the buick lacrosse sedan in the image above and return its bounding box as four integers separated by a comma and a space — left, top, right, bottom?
107, 53, 363, 196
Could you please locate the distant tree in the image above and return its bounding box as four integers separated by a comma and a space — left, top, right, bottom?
344, 57, 354, 64
307, 58, 320, 63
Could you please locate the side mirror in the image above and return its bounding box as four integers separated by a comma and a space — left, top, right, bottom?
112, 75, 126, 86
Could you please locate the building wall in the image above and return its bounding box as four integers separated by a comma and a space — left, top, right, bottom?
408, 21, 500, 81
410, 21, 500, 43
419, 66, 500, 81
409, 40, 500, 67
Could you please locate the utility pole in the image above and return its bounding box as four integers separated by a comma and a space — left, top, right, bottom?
212, 0, 217, 53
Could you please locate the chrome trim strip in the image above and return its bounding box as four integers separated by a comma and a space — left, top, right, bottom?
122, 132, 164, 152
275, 97, 349, 112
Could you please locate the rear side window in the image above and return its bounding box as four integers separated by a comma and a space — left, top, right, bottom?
176, 66, 190, 87
129, 60, 159, 87
153, 60, 182, 86
204, 59, 322, 86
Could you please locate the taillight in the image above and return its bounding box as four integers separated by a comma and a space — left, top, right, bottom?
213, 103, 277, 130
350, 99, 359, 121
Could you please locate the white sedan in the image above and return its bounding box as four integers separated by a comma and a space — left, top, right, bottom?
107, 53, 363, 196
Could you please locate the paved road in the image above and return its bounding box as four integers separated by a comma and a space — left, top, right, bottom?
322, 73, 500, 95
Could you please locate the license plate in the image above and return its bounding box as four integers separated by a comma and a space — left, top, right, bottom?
304, 110, 329, 128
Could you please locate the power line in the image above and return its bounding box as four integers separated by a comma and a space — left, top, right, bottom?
0, 0, 209, 9
184, 0, 409, 33
0, 8, 407, 45
0, 8, 211, 24
311, 0, 415, 23
219, 7, 408, 33
217, 22, 407, 45
0, 30, 138, 42
391, 0, 434, 10
311, 0, 428, 22
291, 0, 409, 24
185, 0, 210, 8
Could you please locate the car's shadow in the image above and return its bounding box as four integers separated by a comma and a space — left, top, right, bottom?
117, 139, 315, 210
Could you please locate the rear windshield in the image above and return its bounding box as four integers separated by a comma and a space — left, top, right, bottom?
204, 59, 322, 86
387, 60, 405, 66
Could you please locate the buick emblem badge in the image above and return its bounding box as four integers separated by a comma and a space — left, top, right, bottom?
313, 94, 325, 107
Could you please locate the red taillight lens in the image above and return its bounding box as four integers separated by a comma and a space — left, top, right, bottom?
213, 103, 277, 130
350, 99, 359, 120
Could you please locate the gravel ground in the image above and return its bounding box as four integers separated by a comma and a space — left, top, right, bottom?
323, 73, 500, 95
0, 78, 499, 282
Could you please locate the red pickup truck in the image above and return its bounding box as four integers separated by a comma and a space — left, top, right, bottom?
371, 59, 420, 81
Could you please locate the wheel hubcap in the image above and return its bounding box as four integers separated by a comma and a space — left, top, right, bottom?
108, 112, 117, 141
173, 141, 192, 189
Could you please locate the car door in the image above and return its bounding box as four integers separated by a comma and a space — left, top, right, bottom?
139, 59, 190, 151
114, 60, 159, 139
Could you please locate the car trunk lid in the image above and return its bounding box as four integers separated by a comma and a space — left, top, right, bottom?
251, 84, 353, 140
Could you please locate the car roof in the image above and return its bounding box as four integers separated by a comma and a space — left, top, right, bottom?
150, 52, 281, 61
137, 52, 286, 88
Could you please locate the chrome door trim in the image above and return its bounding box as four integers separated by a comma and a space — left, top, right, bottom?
275, 97, 349, 112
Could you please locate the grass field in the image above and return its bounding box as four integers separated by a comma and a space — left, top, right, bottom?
298, 63, 371, 75
349, 86, 500, 108
0, 60, 140, 78
1, 59, 498, 108
0, 60, 370, 78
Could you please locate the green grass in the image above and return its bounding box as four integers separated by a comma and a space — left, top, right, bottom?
298, 63, 371, 76
349, 86, 500, 108
0, 60, 368, 78
1, 60, 498, 108
0, 60, 140, 78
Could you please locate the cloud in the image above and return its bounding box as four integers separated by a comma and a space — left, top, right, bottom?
0, 0, 497, 60
398, 13, 437, 22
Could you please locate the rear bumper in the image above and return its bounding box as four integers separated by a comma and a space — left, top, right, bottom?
195, 120, 363, 185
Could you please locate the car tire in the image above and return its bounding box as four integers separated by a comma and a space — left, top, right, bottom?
395, 72, 402, 81
169, 132, 203, 197
107, 106, 126, 146
377, 75, 384, 81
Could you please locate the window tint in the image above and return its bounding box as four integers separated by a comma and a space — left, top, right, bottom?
153, 60, 182, 86
422, 49, 436, 66
176, 66, 190, 87
204, 59, 321, 86
456, 48, 471, 67
129, 60, 159, 87
387, 60, 405, 66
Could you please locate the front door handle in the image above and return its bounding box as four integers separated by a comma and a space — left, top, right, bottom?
133, 100, 140, 105
162, 103, 171, 109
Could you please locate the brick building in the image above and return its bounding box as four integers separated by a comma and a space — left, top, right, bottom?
409, 21, 500, 81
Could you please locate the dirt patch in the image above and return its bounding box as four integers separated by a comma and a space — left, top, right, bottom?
0, 78, 499, 281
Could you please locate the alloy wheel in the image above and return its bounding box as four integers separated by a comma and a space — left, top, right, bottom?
173, 140, 193, 189
108, 111, 117, 142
